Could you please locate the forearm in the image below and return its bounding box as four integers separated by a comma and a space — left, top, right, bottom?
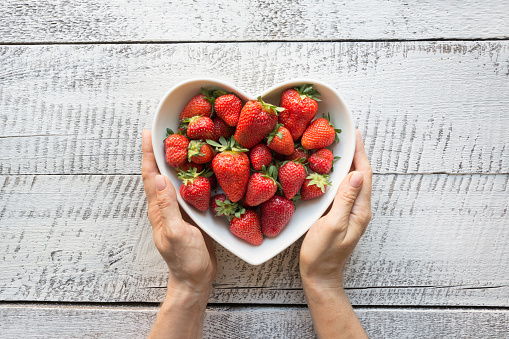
303, 281, 367, 339
149, 284, 210, 339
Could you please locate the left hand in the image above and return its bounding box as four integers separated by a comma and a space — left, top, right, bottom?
141, 129, 217, 295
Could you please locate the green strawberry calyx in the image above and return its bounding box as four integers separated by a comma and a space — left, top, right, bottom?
257, 96, 285, 116
305, 173, 332, 193
206, 136, 248, 153
259, 165, 281, 189
177, 167, 212, 185
187, 140, 206, 162
294, 84, 322, 101
165, 127, 187, 140
266, 123, 285, 145
214, 197, 239, 219
331, 155, 341, 173
323, 113, 342, 143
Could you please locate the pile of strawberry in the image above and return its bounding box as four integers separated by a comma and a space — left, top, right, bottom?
164, 84, 341, 245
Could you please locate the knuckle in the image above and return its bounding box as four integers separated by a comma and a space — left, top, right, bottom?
157, 194, 173, 211
341, 189, 358, 205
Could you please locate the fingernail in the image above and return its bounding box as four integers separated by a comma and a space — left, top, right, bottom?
350, 171, 363, 188
155, 175, 167, 191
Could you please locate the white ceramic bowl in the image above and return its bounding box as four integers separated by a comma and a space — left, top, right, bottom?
152, 78, 355, 265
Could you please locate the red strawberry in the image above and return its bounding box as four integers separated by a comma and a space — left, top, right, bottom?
301, 173, 331, 200
207, 137, 250, 202
177, 160, 204, 173
184, 116, 214, 140
188, 140, 216, 164
214, 94, 242, 127
241, 196, 256, 210
266, 124, 294, 155
234, 97, 283, 149
245, 165, 278, 206
210, 194, 241, 217
286, 143, 309, 162
278, 159, 307, 200
249, 143, 273, 171
211, 116, 235, 142
271, 151, 286, 161
207, 174, 218, 190
177, 169, 213, 211
309, 148, 334, 174
279, 84, 321, 140
164, 128, 189, 168
210, 194, 227, 216
260, 195, 295, 237
301, 113, 341, 150
179, 89, 215, 121
229, 209, 263, 246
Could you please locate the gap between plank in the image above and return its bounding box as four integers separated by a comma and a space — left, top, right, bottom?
1, 301, 508, 311
1, 37, 509, 46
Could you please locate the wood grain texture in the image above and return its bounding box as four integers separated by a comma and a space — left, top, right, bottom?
1, 1, 509, 43
1, 304, 508, 338
1, 42, 508, 175
1, 174, 508, 305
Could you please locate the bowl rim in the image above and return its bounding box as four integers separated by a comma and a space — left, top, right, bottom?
152, 77, 355, 265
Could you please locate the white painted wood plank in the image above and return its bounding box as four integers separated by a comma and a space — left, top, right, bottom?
1, 1, 508, 43
1, 42, 508, 175
1, 174, 508, 305
0, 304, 508, 338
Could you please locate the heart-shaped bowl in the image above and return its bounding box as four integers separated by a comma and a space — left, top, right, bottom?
152, 78, 355, 265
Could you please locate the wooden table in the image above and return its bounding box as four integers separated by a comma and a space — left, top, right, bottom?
1, 1, 508, 337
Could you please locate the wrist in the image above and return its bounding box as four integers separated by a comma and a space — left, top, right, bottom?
164, 279, 211, 308
301, 271, 344, 293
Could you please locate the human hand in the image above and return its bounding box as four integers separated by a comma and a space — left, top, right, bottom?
300, 129, 372, 290
142, 130, 217, 296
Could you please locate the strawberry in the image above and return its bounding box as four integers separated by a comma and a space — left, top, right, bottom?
211, 116, 235, 142
301, 173, 332, 200
249, 143, 273, 171
187, 140, 216, 164
266, 123, 294, 155
164, 128, 189, 168
241, 196, 256, 210
278, 159, 307, 200
234, 97, 283, 149
260, 195, 295, 237
286, 142, 309, 162
245, 165, 279, 206
229, 209, 263, 246
207, 173, 218, 190
179, 89, 215, 121
309, 148, 334, 174
210, 194, 227, 216
183, 116, 214, 140
177, 160, 204, 173
214, 94, 242, 127
301, 113, 341, 150
210, 194, 241, 217
271, 150, 286, 161
279, 84, 321, 140
207, 137, 250, 202
177, 168, 213, 211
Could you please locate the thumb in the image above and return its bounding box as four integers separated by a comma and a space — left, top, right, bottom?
327, 171, 364, 226
155, 175, 183, 226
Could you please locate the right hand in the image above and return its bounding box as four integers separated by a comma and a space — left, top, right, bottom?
300, 130, 373, 290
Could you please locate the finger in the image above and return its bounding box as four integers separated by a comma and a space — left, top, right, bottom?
351, 130, 373, 234
353, 129, 371, 172
326, 171, 364, 230
142, 130, 160, 205
155, 175, 184, 228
